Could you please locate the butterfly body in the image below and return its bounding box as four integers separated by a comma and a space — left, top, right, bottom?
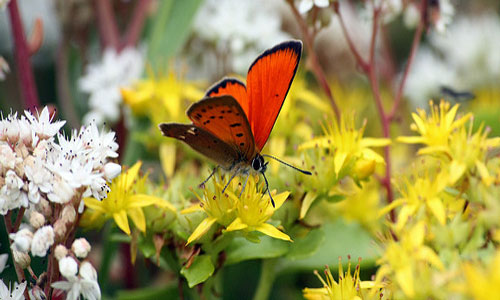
159, 40, 309, 205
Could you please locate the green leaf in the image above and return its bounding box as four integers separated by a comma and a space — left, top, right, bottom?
180, 254, 215, 287
147, 0, 203, 68
225, 235, 289, 265
138, 235, 156, 258
286, 228, 325, 260
325, 194, 346, 203
278, 219, 376, 274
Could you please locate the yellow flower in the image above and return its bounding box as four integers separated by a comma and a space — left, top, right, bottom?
121, 69, 203, 125
299, 115, 390, 178
182, 174, 291, 244
303, 257, 377, 300
382, 167, 451, 231
447, 123, 500, 185
298, 114, 389, 218
397, 100, 472, 154
226, 175, 291, 242
375, 222, 444, 299
463, 250, 500, 299
83, 162, 175, 235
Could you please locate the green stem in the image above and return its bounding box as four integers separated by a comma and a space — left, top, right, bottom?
252, 259, 278, 300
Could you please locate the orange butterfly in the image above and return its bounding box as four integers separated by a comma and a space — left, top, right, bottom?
159, 40, 311, 206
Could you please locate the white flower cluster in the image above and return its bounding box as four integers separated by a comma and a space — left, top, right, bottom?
51, 240, 100, 300
192, 0, 290, 75
0, 106, 119, 272
79, 47, 144, 126
405, 14, 500, 106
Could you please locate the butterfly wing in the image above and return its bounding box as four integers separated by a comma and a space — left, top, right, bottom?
159, 123, 239, 169
206, 77, 250, 115
187, 95, 257, 161
246, 40, 302, 151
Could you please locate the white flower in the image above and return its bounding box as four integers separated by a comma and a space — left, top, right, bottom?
9, 228, 33, 253
31, 225, 55, 257
72, 238, 91, 259
0, 279, 27, 300
0, 170, 27, 214
404, 48, 456, 107
24, 156, 53, 204
0, 253, 8, 273
193, 0, 290, 75
79, 47, 144, 125
0, 56, 9, 80
24, 107, 66, 140
52, 261, 101, 300
433, 0, 454, 33
0, 144, 17, 170
103, 162, 121, 181
298, 0, 330, 14
59, 256, 78, 278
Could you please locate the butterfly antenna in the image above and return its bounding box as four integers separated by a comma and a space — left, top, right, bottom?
261, 171, 275, 207
198, 166, 219, 188
262, 154, 312, 175
239, 174, 250, 197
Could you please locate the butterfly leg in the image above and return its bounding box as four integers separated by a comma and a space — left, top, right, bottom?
261, 172, 275, 207
239, 173, 250, 197
222, 171, 239, 194
198, 166, 219, 189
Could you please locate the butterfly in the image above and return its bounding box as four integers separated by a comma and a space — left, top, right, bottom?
159, 40, 311, 206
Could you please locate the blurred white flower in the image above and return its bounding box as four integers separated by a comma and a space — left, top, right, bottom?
103, 162, 121, 181
0, 253, 7, 273
0, 56, 9, 80
72, 238, 91, 258
59, 256, 78, 278
298, 0, 330, 14
9, 228, 33, 253
0, 279, 27, 300
404, 48, 455, 106
31, 225, 55, 257
52, 261, 101, 300
79, 47, 144, 125
193, 0, 290, 75
433, 0, 454, 33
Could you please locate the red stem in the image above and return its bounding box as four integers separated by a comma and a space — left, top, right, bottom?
388, 0, 426, 121
94, 0, 120, 49
287, 1, 341, 121
121, 0, 151, 50
7, 0, 40, 111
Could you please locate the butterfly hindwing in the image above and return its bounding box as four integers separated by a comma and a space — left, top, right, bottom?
246, 40, 302, 151
158, 123, 239, 169
187, 95, 257, 161
206, 77, 249, 115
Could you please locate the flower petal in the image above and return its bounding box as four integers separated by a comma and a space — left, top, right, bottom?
83, 197, 106, 212
255, 223, 292, 241
300, 192, 317, 219
113, 211, 131, 235
124, 161, 142, 191
360, 137, 391, 147
128, 194, 165, 208
226, 217, 248, 231
128, 207, 146, 232
160, 143, 176, 177
186, 217, 217, 245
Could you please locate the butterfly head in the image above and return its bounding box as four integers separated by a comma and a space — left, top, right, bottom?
251, 154, 268, 174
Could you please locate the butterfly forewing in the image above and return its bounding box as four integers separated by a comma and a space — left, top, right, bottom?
246, 40, 302, 151
206, 77, 249, 115
158, 123, 239, 169
187, 95, 257, 161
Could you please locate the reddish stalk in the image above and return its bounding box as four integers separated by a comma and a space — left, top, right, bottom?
7, 0, 40, 111
122, 0, 151, 49
287, 1, 341, 121
94, 0, 120, 49
388, 0, 427, 121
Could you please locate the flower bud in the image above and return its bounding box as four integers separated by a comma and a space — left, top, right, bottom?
31, 225, 55, 257
54, 244, 69, 261
72, 238, 91, 259
59, 256, 78, 278
104, 162, 121, 180
29, 211, 46, 229
353, 158, 376, 180
9, 228, 33, 252
37, 198, 52, 217
13, 250, 31, 268
79, 261, 98, 281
